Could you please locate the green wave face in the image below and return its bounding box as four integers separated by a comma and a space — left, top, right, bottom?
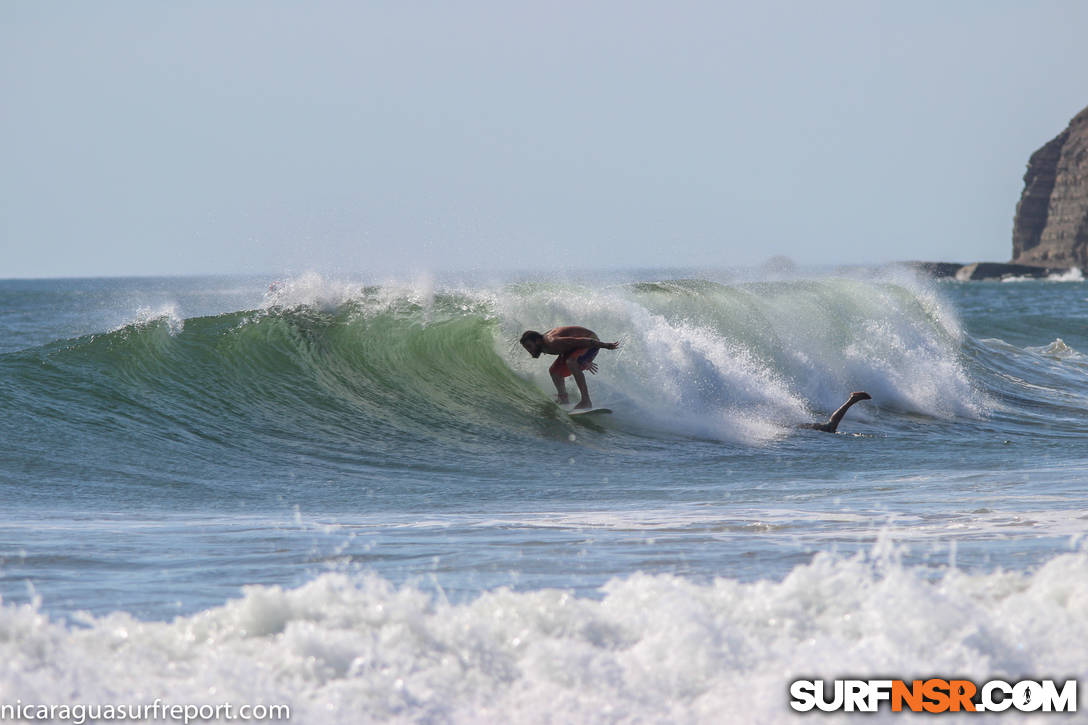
0, 295, 574, 498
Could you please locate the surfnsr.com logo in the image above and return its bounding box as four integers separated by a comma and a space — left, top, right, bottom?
789, 679, 1077, 714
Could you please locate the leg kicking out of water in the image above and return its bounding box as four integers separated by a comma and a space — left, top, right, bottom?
800, 392, 871, 433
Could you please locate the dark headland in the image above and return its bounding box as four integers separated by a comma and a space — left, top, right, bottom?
907, 104, 1088, 281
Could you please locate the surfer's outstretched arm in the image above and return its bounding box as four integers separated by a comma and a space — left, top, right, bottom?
801, 391, 871, 433
549, 337, 620, 352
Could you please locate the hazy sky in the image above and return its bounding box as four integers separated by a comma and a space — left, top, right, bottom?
3, 1, 1087, 278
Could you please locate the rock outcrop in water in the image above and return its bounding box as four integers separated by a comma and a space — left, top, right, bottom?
900, 260, 1074, 281
1011, 105, 1088, 268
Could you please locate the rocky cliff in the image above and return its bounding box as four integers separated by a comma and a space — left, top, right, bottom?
1011, 105, 1088, 268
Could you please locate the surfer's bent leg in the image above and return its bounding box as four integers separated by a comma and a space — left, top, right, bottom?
566, 349, 593, 409
550, 349, 593, 408
570, 370, 592, 409
549, 358, 569, 404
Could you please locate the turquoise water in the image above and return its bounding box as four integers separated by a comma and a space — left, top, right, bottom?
1, 270, 1085, 722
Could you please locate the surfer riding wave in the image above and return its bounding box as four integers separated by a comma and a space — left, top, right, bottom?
519, 326, 620, 409
520, 326, 871, 431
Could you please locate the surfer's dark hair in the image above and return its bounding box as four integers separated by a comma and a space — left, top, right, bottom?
520, 330, 544, 345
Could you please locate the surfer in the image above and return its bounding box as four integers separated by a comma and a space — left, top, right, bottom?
519, 326, 620, 409
800, 392, 872, 433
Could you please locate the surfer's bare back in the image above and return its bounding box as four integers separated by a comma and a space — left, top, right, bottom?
520, 326, 619, 409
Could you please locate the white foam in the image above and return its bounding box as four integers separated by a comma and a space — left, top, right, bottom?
496, 284, 806, 443
1001, 267, 1084, 283
1027, 338, 1084, 361
495, 274, 987, 442
3, 544, 1085, 723
1047, 267, 1084, 282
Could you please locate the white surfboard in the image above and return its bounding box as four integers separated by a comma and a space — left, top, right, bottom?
567, 407, 612, 417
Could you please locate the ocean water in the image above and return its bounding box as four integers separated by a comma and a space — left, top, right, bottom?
1, 269, 1086, 723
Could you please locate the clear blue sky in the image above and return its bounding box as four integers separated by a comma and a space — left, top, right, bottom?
3, 1, 1087, 278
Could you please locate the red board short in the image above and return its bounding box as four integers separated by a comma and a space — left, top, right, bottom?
549, 347, 600, 378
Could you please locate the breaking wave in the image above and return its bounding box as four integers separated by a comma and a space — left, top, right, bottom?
0, 273, 992, 458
